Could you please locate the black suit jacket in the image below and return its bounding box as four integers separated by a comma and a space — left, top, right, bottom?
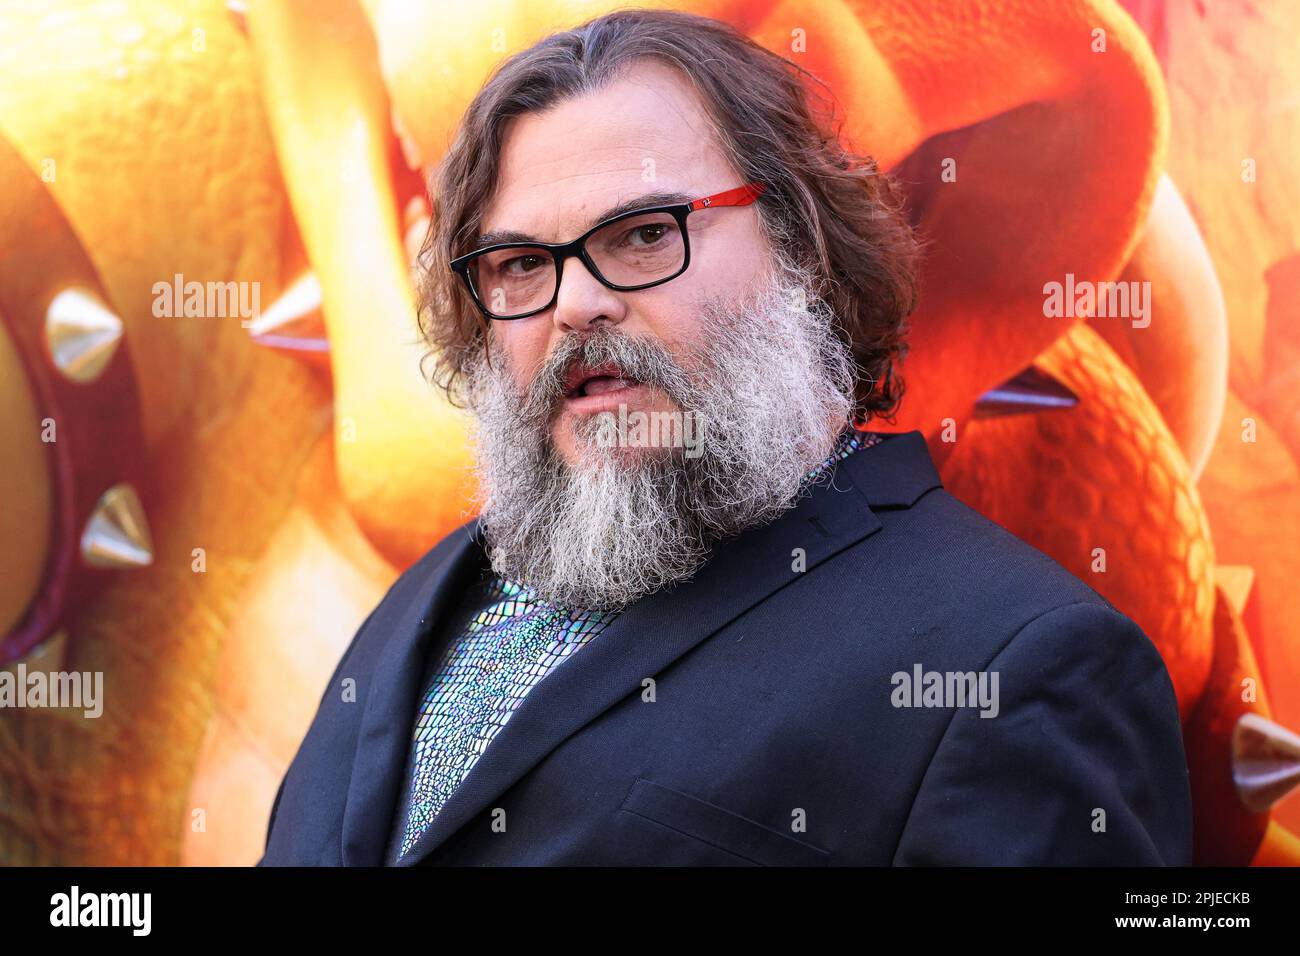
259, 430, 1193, 866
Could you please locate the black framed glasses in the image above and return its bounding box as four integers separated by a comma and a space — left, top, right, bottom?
450, 181, 767, 320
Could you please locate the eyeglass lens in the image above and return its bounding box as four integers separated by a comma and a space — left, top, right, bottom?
468, 210, 685, 318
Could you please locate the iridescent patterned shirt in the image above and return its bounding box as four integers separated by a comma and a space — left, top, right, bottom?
385, 427, 883, 863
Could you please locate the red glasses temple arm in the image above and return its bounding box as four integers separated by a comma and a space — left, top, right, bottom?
687, 181, 766, 211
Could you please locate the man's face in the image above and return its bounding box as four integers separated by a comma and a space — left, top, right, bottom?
461, 59, 856, 610
477, 59, 773, 467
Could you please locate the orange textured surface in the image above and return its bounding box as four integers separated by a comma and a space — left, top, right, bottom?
0, 0, 1294, 864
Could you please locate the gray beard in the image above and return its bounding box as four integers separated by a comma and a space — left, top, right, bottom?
462, 258, 857, 610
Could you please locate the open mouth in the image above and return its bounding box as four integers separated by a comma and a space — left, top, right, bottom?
562, 362, 642, 399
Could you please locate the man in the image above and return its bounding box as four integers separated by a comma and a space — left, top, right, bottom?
260, 8, 1192, 866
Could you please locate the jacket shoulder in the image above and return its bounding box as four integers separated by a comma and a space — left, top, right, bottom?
883, 484, 1116, 615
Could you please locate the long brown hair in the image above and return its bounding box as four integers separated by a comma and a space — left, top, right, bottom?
415, 6, 919, 424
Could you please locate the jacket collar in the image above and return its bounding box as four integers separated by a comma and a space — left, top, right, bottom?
340, 429, 942, 865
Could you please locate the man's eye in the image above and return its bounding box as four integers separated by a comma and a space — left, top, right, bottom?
627, 223, 671, 246
502, 254, 548, 275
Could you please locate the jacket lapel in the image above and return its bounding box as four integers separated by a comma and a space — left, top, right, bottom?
339, 521, 487, 866
394, 429, 943, 865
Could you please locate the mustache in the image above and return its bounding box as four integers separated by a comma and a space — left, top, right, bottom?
519, 326, 696, 423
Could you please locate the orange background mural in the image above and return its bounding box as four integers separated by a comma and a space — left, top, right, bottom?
0, 0, 1296, 866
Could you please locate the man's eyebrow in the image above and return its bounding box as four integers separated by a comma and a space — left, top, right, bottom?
474, 190, 694, 248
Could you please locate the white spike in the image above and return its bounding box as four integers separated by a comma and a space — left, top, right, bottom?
246, 273, 322, 337
1233, 713, 1300, 812
81, 484, 154, 569
45, 289, 124, 384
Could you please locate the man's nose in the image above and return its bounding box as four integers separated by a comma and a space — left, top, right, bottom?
551, 254, 628, 335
